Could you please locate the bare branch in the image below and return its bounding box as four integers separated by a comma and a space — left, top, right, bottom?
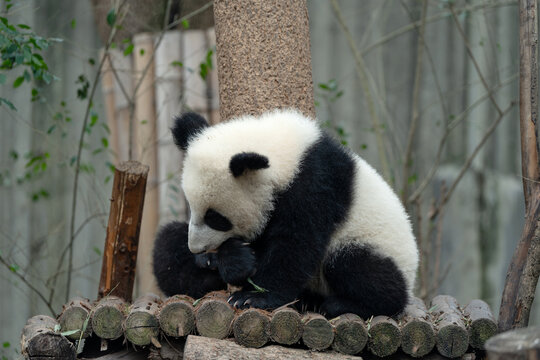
329, 0, 391, 181
429, 102, 516, 220
401, 0, 428, 205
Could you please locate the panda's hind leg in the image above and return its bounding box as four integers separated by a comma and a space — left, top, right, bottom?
321, 245, 408, 319
152, 221, 226, 298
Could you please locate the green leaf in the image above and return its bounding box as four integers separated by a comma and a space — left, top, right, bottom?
93, 246, 102, 256
71, 19, 76, 29
9, 264, 19, 273
106, 9, 116, 27
247, 277, 268, 293
17, 24, 30, 29
61, 329, 80, 337
181, 19, 189, 29
101, 137, 108, 148
2, 342, 10, 348
13, 76, 24, 88
123, 43, 134, 56
47, 124, 56, 134
171, 61, 183, 67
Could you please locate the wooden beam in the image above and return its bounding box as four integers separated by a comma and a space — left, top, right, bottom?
98, 161, 149, 302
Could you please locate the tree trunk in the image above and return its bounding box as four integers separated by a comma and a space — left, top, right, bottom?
498, 0, 540, 331
213, 0, 315, 121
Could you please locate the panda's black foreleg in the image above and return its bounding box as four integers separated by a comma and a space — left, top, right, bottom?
152, 221, 226, 298
321, 245, 408, 319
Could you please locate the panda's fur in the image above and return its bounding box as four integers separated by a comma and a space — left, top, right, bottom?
153, 109, 419, 318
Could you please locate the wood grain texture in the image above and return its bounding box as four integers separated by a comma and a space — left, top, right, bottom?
464, 299, 498, 349
21, 315, 76, 360
183, 335, 360, 360
125, 294, 161, 346
91, 296, 128, 340
400, 297, 436, 358
430, 295, 469, 358
58, 297, 93, 340
158, 295, 196, 337
98, 161, 149, 302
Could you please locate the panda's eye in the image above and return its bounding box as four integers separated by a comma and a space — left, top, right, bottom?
204, 209, 232, 231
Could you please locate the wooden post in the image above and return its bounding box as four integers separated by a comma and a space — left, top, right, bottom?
430, 295, 469, 358
213, 0, 315, 121
98, 161, 149, 301
499, 0, 540, 331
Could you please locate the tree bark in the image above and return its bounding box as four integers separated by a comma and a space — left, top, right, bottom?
98, 161, 149, 302
301, 313, 334, 351
499, 0, 540, 331
464, 299, 498, 350
58, 297, 93, 341
430, 295, 469, 358
213, 0, 315, 121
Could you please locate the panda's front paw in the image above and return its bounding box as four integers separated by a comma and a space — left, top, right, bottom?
217, 238, 256, 285
194, 252, 218, 270
228, 291, 285, 310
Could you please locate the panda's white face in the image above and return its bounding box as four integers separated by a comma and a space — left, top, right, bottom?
181, 109, 321, 254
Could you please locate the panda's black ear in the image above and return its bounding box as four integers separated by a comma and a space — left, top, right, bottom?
229, 152, 269, 177
171, 112, 209, 150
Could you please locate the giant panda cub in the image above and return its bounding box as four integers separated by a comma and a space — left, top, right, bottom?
153, 109, 419, 318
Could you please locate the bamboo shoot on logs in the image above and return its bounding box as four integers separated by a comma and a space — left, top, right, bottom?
158, 295, 195, 338
21, 315, 76, 360
58, 297, 93, 341
430, 295, 469, 358
125, 294, 161, 346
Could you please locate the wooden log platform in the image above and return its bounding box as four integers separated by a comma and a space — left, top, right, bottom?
463, 299, 498, 350
430, 295, 469, 358
21, 292, 498, 359
21, 315, 76, 360
400, 297, 436, 358
58, 297, 93, 341
367, 315, 401, 357
124, 293, 161, 346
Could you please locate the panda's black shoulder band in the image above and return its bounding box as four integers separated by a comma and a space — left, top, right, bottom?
171, 112, 209, 150
230, 152, 270, 177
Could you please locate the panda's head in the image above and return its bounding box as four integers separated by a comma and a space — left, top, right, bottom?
172, 113, 274, 254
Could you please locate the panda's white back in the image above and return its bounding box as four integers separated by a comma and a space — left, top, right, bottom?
329, 155, 419, 294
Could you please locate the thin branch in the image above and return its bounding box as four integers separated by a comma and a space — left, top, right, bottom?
449, 4, 504, 116
401, 0, 428, 205
64, 0, 128, 303
127, 0, 211, 160
0, 255, 55, 315
408, 73, 518, 203
429, 101, 516, 220
363, 0, 517, 55
329, 0, 391, 181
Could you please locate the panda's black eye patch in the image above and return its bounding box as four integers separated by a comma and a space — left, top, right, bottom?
204, 209, 232, 232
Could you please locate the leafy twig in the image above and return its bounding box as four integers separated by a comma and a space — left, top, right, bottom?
64, 0, 128, 303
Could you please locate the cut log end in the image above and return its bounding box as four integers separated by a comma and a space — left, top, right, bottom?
158, 296, 196, 337
195, 296, 235, 339
331, 313, 368, 355
367, 316, 401, 357
21, 315, 76, 360
302, 313, 334, 351
233, 309, 270, 348
401, 319, 436, 358
91, 296, 127, 340
269, 308, 303, 345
